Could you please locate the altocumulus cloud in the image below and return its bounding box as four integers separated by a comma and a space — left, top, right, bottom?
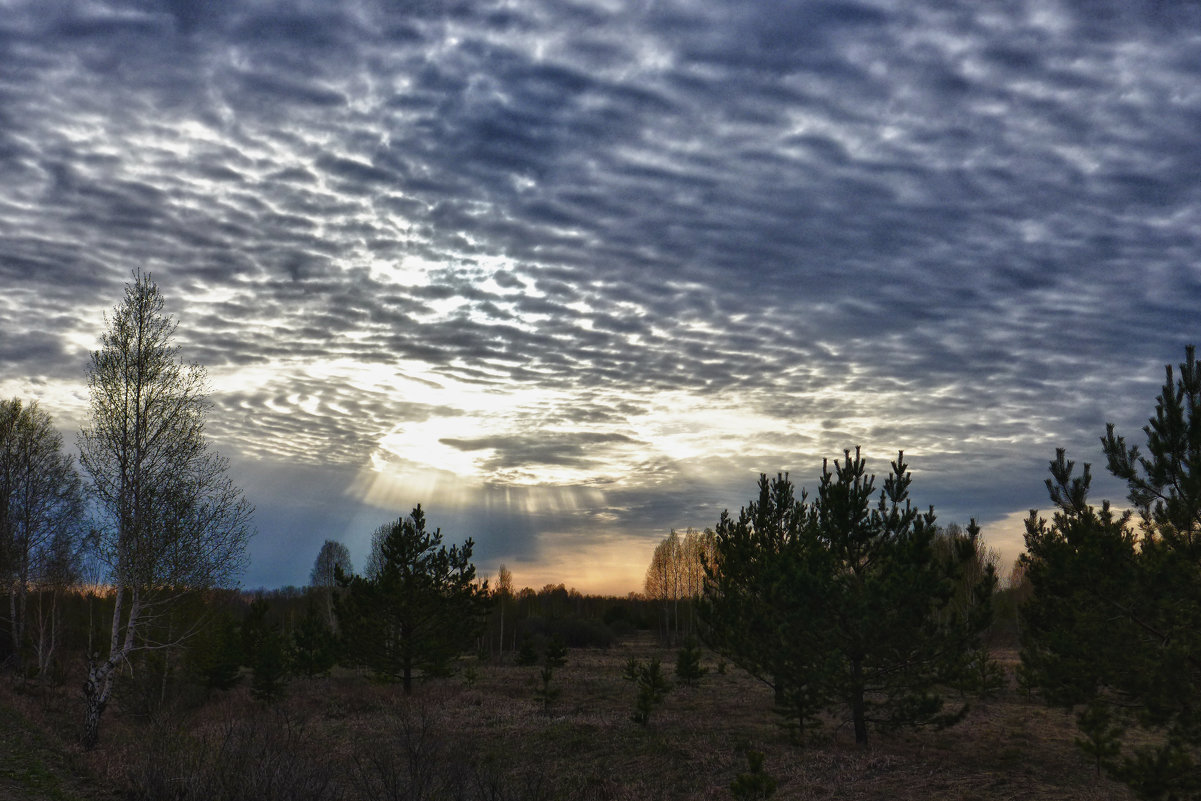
0, 0, 1199, 590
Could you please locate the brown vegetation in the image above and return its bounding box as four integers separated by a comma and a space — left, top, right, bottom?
0, 637, 1133, 801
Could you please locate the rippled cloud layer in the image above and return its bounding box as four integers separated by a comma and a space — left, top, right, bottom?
1, 0, 1198, 590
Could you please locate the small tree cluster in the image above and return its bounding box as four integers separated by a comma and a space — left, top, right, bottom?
644, 528, 715, 642
1021, 347, 1201, 799
0, 398, 86, 677
702, 450, 995, 745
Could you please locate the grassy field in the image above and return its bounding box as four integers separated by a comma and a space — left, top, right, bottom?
1, 637, 1135, 800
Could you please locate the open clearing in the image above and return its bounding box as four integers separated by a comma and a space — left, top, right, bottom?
1, 639, 1134, 800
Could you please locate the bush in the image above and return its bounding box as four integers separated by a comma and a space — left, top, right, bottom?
631, 658, 671, 726
730, 750, 776, 800
123, 711, 341, 801
351, 700, 555, 801
675, 637, 707, 687
515, 636, 539, 667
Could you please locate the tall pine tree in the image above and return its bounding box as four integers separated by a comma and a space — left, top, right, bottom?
336, 505, 489, 692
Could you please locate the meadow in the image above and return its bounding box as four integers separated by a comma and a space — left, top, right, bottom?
0, 633, 1133, 801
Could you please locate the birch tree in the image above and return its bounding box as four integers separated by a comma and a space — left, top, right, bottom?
494, 563, 513, 655
0, 398, 84, 674
644, 529, 681, 640
77, 271, 253, 749
31, 525, 84, 681
644, 528, 713, 641
309, 539, 352, 628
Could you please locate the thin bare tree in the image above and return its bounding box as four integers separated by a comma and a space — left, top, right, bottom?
310, 539, 352, 628
31, 525, 84, 682
77, 271, 253, 749
494, 564, 513, 655
0, 398, 84, 675
644, 528, 713, 642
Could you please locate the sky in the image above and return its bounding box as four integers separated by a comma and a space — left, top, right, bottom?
1, 0, 1199, 594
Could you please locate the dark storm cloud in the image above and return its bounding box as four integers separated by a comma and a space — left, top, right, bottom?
2, 0, 1199, 587
0, 330, 71, 376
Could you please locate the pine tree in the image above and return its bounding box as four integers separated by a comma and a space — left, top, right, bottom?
1021, 347, 1201, 799
250, 630, 289, 704
702, 450, 994, 745
242, 597, 289, 703
291, 597, 337, 678
336, 505, 489, 692
675, 636, 707, 687
544, 635, 567, 669
630, 658, 671, 726
515, 635, 539, 667
186, 610, 242, 691
534, 636, 568, 714
730, 750, 777, 801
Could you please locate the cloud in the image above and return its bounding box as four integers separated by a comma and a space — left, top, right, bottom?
0, 0, 1198, 589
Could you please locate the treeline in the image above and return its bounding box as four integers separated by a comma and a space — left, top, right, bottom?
0, 561, 660, 704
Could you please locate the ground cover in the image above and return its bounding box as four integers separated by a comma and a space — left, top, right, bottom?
1, 639, 1134, 800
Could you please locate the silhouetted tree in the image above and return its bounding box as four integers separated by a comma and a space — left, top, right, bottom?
77, 271, 253, 748
309, 539, 352, 629
186, 609, 242, 691
703, 450, 994, 745
1021, 346, 1201, 799
0, 398, 85, 674
675, 635, 707, 687
336, 505, 489, 692
630, 657, 671, 726
291, 597, 337, 678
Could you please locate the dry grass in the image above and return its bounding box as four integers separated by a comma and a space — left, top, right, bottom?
1, 639, 1135, 801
